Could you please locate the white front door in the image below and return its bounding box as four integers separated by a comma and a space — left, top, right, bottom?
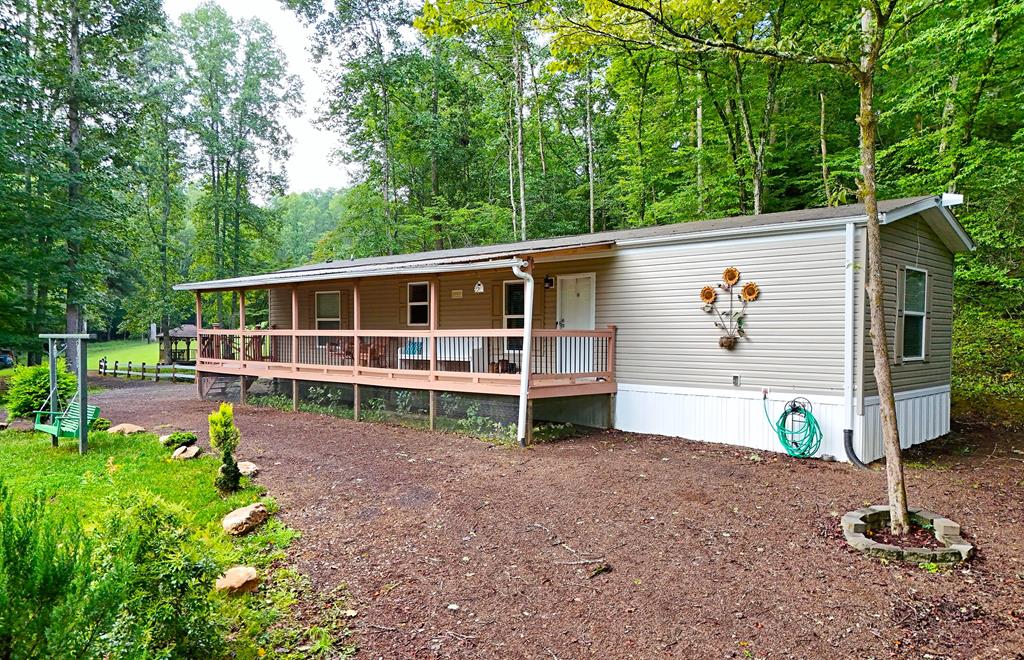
556, 274, 595, 373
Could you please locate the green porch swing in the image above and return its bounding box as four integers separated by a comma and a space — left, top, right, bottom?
31, 333, 98, 453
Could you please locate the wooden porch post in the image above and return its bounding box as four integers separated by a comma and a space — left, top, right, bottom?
291, 286, 299, 412
195, 292, 202, 398
429, 277, 438, 376
353, 279, 361, 421
238, 289, 247, 404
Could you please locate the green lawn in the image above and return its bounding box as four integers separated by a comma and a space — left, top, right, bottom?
0, 428, 353, 658
88, 338, 161, 370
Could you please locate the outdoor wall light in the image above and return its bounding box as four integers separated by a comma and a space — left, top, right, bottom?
474, 281, 484, 293
544, 275, 555, 289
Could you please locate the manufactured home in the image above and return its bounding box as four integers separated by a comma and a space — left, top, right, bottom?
174, 195, 973, 463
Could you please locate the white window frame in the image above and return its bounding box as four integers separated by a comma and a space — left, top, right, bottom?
503, 280, 526, 351
902, 267, 927, 362
407, 281, 430, 327
315, 291, 342, 347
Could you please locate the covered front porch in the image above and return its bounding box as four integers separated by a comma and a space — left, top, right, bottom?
189, 253, 617, 443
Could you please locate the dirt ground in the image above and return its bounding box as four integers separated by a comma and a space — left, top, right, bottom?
87, 380, 1023, 659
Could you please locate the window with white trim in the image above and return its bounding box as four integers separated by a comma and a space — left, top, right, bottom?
315, 291, 341, 346
902, 268, 927, 360
407, 282, 430, 326
504, 281, 525, 351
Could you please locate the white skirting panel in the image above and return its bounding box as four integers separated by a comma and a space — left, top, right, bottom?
614, 384, 850, 460
857, 385, 951, 463
615, 383, 952, 463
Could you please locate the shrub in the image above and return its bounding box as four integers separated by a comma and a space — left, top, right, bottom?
97, 494, 225, 658
4, 360, 76, 419
162, 430, 197, 448
91, 417, 112, 431
0, 482, 227, 659
209, 403, 241, 493
0, 480, 132, 658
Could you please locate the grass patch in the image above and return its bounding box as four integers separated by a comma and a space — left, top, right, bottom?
0, 428, 354, 658
88, 339, 161, 370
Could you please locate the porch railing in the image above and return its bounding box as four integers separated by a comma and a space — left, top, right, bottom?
197, 326, 617, 388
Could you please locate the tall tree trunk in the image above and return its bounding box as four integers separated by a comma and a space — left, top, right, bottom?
160, 117, 172, 364
730, 54, 781, 215
527, 52, 547, 176
819, 91, 833, 205
513, 39, 527, 240
431, 58, 442, 249
65, 1, 83, 371
632, 54, 652, 224
859, 8, 909, 535
507, 92, 518, 236
696, 53, 747, 213
585, 61, 596, 233
696, 95, 704, 214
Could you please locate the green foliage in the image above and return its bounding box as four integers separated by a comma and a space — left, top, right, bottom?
209, 403, 241, 492
952, 305, 1024, 402
4, 360, 77, 419
0, 428, 350, 657
92, 417, 112, 431
208, 402, 240, 454
0, 481, 129, 659
0, 483, 223, 658
95, 494, 226, 658
162, 430, 198, 447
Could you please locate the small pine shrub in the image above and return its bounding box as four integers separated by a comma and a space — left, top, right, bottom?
209, 403, 241, 493
4, 359, 76, 419
91, 417, 112, 431
0, 480, 131, 658
162, 431, 197, 448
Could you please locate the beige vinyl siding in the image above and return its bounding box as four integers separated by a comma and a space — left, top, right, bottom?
861, 215, 954, 395
593, 231, 847, 393
266, 230, 847, 393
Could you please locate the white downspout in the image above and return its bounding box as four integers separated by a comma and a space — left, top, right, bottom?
843, 221, 868, 467
843, 222, 855, 430
511, 259, 534, 447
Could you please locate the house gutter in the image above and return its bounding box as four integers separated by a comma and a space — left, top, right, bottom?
511, 258, 534, 448
843, 221, 869, 468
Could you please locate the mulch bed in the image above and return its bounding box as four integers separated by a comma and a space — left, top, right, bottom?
82, 381, 1024, 658
866, 524, 946, 550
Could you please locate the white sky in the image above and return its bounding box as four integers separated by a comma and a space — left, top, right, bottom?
164, 0, 353, 193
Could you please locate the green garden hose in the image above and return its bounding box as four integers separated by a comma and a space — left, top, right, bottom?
763, 396, 822, 458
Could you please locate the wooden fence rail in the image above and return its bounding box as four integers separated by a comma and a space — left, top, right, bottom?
98, 358, 195, 382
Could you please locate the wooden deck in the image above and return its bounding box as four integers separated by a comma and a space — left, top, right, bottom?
196, 327, 617, 399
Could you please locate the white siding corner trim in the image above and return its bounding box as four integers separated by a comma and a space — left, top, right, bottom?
856, 385, 951, 463
614, 383, 951, 464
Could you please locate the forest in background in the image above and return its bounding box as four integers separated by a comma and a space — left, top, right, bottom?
0, 0, 1021, 399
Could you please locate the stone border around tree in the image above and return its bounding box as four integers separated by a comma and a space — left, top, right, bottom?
841, 505, 974, 563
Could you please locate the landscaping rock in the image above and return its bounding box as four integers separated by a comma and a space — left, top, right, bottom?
108, 423, 146, 435
215, 566, 260, 595
842, 506, 975, 565
172, 445, 200, 460
222, 503, 268, 536
238, 461, 259, 477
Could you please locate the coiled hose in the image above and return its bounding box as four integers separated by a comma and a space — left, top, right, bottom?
763, 396, 822, 458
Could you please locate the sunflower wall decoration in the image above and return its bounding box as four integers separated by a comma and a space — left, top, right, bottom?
700, 267, 760, 349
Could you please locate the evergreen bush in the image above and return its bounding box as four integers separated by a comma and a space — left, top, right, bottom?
4, 360, 76, 419
208, 403, 241, 493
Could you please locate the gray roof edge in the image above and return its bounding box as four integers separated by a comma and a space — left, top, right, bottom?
174, 195, 963, 291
